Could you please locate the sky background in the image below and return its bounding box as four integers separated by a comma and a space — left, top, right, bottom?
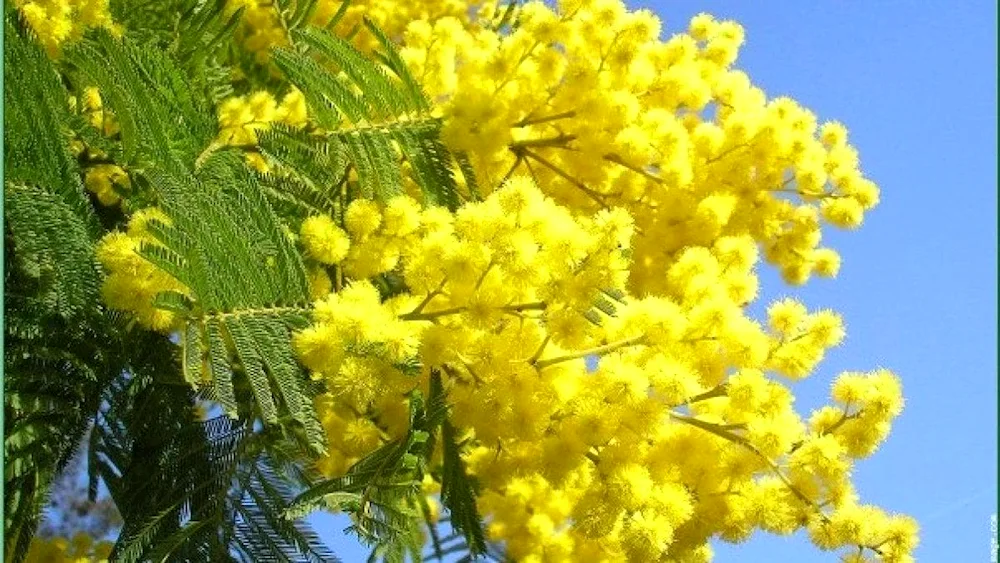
315, 1, 998, 561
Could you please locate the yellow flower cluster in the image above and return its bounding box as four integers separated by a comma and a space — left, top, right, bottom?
295, 278, 422, 474
301, 215, 351, 265
215, 88, 308, 171
398, 1, 879, 288
83, 164, 129, 206
23, 533, 113, 563
225, 0, 491, 60
96, 208, 189, 333
288, 177, 912, 561
293, 180, 629, 472
15, 0, 118, 56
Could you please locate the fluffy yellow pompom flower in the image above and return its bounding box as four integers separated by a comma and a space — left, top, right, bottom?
84, 164, 130, 206
822, 197, 865, 229
767, 298, 808, 335
812, 247, 842, 277
300, 215, 351, 265
308, 266, 334, 299
344, 199, 383, 238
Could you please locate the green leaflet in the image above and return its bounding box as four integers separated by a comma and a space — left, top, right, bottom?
4, 24, 98, 234
4, 184, 100, 319
143, 152, 324, 452
3, 26, 115, 562
256, 123, 349, 219
286, 397, 428, 544
270, 26, 462, 210
440, 419, 487, 557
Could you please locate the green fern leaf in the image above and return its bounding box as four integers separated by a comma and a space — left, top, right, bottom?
440, 419, 488, 556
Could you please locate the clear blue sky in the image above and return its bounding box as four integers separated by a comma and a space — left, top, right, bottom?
317, 2, 999, 561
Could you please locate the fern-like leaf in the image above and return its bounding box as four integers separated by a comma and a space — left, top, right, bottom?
440, 420, 487, 556
270, 25, 462, 210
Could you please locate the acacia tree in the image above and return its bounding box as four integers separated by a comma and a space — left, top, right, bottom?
4, 0, 918, 561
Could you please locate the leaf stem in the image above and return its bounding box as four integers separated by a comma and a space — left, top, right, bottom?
679, 384, 729, 406
534, 336, 646, 370
603, 153, 664, 184
408, 278, 448, 317
400, 301, 546, 322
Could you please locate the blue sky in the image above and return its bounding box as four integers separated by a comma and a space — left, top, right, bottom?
322, 1, 999, 561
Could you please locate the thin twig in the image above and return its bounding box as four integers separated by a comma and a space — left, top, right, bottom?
534, 336, 646, 370
523, 149, 608, 207
512, 110, 577, 128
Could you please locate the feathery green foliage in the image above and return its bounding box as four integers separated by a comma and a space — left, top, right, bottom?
91, 369, 338, 563
256, 123, 350, 219
5, 184, 99, 319
65, 33, 328, 451
271, 23, 462, 210
4, 20, 98, 230
4, 23, 113, 562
